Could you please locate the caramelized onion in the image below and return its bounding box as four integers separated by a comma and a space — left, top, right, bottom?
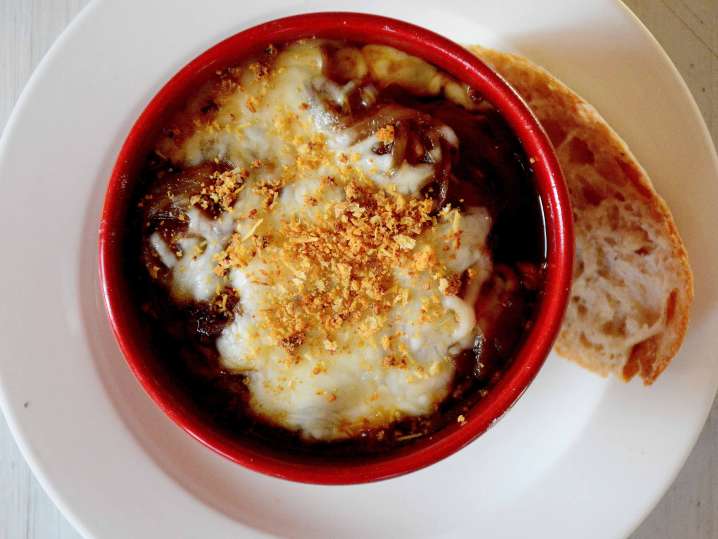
391, 122, 408, 168
346, 104, 433, 143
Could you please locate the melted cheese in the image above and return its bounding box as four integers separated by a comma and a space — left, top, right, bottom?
150, 40, 494, 441
213, 208, 490, 439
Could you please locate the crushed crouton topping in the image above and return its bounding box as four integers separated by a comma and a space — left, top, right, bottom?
189, 167, 249, 213
376, 124, 395, 144
213, 179, 458, 357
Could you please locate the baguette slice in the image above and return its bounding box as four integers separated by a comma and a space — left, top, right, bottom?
468, 45, 693, 384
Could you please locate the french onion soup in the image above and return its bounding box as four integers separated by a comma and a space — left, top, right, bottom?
127, 39, 546, 453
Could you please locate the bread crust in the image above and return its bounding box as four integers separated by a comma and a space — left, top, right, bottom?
468, 45, 693, 384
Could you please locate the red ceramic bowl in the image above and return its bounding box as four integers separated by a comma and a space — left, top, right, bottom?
99, 12, 573, 484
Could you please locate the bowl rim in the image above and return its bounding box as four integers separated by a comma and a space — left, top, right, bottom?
99, 11, 573, 485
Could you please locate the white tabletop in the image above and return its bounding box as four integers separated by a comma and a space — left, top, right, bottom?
0, 0, 716, 537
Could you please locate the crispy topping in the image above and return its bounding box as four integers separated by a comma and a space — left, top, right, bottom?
213, 179, 443, 355
189, 168, 249, 213
280, 331, 306, 352
249, 61, 270, 80
383, 355, 408, 369
376, 124, 395, 144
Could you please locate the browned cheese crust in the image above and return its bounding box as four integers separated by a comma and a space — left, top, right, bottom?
468, 45, 693, 384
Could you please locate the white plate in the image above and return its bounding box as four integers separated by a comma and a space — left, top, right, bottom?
1, 0, 716, 537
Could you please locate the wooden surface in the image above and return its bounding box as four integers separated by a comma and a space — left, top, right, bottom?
0, 0, 716, 537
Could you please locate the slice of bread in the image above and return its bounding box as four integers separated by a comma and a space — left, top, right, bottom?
468, 45, 693, 384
